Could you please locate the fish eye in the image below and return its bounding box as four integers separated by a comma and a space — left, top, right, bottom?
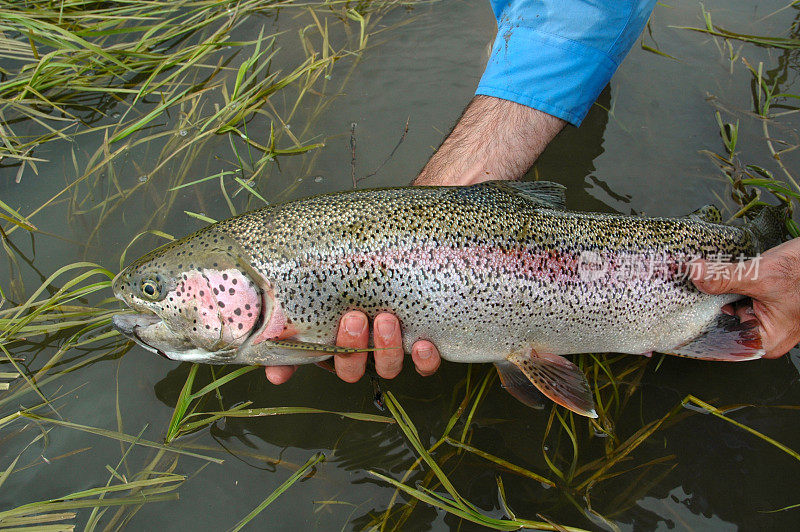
140, 278, 162, 300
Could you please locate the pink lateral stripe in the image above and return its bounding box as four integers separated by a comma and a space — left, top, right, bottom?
313, 245, 689, 284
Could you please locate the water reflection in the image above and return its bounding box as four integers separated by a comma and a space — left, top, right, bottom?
530, 86, 631, 213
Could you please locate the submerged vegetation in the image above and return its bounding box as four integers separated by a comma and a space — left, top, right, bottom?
1, 1, 800, 530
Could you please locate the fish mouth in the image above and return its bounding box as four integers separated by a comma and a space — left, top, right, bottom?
112, 313, 170, 359
113, 312, 161, 336
112, 312, 239, 363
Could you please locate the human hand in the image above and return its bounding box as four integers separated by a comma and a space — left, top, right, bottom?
691, 238, 800, 358
264, 311, 441, 384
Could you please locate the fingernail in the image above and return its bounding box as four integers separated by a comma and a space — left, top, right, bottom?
344, 314, 366, 336
375, 316, 395, 340
417, 345, 433, 360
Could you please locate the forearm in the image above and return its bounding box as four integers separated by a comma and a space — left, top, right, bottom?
413, 95, 565, 186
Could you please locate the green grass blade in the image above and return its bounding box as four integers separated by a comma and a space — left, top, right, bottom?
229, 452, 325, 532
17, 412, 223, 463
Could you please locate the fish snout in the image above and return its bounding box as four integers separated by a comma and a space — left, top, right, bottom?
112, 313, 161, 336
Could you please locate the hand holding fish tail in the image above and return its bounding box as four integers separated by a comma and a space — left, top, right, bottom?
264, 311, 441, 384
691, 238, 800, 359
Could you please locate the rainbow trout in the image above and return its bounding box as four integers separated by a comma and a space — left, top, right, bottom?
112, 181, 783, 417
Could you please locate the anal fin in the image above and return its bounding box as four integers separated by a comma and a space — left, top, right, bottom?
494, 361, 545, 409
506, 352, 597, 418
663, 314, 764, 361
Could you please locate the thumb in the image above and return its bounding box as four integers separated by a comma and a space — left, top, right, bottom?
690, 258, 762, 298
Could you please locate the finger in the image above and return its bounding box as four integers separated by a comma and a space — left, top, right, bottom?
373, 313, 404, 379
759, 306, 800, 358
265, 365, 297, 384
335, 311, 369, 383
762, 319, 794, 359
764, 335, 800, 359
411, 340, 441, 376
690, 259, 764, 299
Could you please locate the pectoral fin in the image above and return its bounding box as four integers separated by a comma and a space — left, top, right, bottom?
506, 352, 597, 418
494, 361, 545, 409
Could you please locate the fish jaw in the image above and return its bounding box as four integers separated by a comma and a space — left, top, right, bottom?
112, 313, 238, 363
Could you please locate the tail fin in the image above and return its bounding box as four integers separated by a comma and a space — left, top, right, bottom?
663, 314, 764, 361
745, 205, 785, 252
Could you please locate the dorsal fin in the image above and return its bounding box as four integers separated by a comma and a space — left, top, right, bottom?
686, 205, 723, 223
485, 180, 567, 210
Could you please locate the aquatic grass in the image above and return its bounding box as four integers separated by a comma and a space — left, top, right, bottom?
0, 418, 187, 530
674, 5, 800, 49
3, 411, 224, 463
680, 5, 800, 237
443, 437, 558, 488
2, 0, 400, 249
230, 451, 326, 531
370, 390, 588, 532
0, 477, 183, 529
163, 363, 395, 443
0, 198, 37, 233
640, 11, 679, 61
681, 395, 800, 462
0, 372, 19, 392
0, 259, 132, 423
372, 366, 484, 530
760, 502, 800, 513
0, 262, 115, 345
0, 0, 300, 109
164, 363, 259, 442
741, 57, 800, 194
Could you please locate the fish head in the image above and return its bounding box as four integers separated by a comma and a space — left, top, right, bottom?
112, 229, 270, 363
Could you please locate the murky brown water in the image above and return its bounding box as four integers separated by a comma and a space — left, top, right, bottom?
2, 1, 800, 530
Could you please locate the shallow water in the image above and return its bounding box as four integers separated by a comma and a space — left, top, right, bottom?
2, 1, 800, 530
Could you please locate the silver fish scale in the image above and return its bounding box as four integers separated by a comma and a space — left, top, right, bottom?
215, 184, 760, 361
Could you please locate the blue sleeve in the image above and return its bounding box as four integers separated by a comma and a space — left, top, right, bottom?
476, 0, 657, 126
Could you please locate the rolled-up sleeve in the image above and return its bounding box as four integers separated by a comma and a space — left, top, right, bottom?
476, 0, 656, 126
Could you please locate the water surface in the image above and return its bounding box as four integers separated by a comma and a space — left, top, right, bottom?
1, 1, 799, 530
